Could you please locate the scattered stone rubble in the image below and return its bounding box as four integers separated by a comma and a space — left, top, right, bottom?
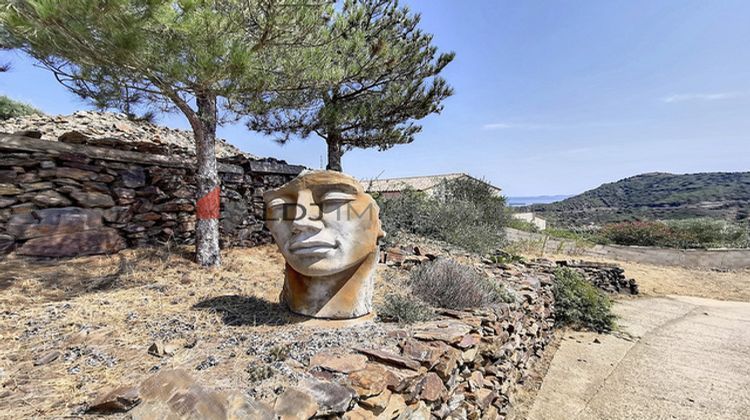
83, 254, 568, 419
11, 235, 638, 419
2, 111, 246, 158
87, 286, 555, 418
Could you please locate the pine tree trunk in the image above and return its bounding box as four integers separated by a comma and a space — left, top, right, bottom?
326, 134, 343, 172
194, 94, 221, 267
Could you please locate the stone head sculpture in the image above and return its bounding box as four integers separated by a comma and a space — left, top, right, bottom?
264, 171, 385, 319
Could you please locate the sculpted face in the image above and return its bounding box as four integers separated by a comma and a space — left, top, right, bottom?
264, 171, 384, 277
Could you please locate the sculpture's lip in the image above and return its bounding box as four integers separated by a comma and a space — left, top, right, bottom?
289, 240, 338, 254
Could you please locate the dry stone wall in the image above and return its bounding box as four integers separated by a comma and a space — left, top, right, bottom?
86, 258, 559, 419
555, 260, 639, 294
0, 133, 303, 257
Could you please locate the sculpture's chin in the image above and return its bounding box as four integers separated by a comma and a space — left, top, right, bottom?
289, 259, 349, 277
286, 252, 369, 278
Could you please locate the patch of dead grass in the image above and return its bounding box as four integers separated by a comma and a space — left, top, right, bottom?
0, 244, 346, 417
0, 244, 413, 417
530, 252, 750, 302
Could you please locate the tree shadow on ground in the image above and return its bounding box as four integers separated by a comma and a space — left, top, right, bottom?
0, 245, 196, 302
192, 295, 307, 326
0, 254, 131, 299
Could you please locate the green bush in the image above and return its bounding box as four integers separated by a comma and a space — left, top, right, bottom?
486, 279, 516, 305
377, 293, 434, 324
376, 177, 508, 253
598, 220, 674, 247
409, 259, 514, 309
665, 218, 749, 248
487, 249, 525, 265
0, 95, 42, 120
553, 268, 615, 333
375, 188, 435, 241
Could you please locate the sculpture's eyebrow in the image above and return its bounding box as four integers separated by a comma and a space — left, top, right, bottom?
266, 196, 292, 207
264, 189, 296, 205
311, 183, 359, 195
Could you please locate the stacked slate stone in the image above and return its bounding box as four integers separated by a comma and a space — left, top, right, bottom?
556, 260, 639, 295
0, 133, 302, 257
266, 261, 558, 419
86, 267, 556, 419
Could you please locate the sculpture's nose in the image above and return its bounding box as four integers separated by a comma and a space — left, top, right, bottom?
291, 190, 323, 233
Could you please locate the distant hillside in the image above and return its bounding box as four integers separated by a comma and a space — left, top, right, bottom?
530, 172, 750, 226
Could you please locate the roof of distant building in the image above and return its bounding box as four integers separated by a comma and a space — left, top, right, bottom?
363, 173, 502, 194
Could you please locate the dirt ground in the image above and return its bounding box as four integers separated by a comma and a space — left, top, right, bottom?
2, 242, 747, 418
525, 251, 750, 302
509, 253, 750, 419
528, 296, 750, 420
612, 260, 750, 302
0, 245, 408, 418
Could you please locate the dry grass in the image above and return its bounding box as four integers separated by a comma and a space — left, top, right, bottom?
4, 236, 745, 417
0, 245, 405, 418
610, 260, 750, 302
523, 251, 750, 302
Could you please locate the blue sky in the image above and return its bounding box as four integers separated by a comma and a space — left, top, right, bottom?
2, 0, 749, 196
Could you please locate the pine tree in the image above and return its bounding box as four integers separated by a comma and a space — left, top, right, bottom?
245, 0, 454, 171
2, 0, 332, 266
0, 26, 11, 72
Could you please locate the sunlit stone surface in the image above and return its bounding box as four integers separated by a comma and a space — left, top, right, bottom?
264, 171, 385, 319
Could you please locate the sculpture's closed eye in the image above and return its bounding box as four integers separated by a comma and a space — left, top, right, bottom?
320, 191, 357, 202
319, 191, 356, 212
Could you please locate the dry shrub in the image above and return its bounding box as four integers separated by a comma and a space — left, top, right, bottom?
377, 293, 434, 324
409, 259, 512, 309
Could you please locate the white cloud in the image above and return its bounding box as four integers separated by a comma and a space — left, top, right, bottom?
482, 123, 515, 130
481, 120, 637, 131
660, 92, 745, 103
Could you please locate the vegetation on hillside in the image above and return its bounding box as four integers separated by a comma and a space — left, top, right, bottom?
509, 216, 749, 249
0, 95, 41, 120
599, 219, 749, 249
375, 177, 509, 253
531, 172, 750, 226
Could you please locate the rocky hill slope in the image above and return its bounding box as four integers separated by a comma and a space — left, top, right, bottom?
1, 111, 253, 158
530, 172, 750, 226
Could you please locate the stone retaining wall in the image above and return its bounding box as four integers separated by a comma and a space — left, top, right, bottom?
0, 134, 303, 256
561, 261, 638, 294
88, 259, 559, 419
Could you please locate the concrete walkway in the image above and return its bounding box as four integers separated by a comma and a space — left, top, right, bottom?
529, 296, 750, 420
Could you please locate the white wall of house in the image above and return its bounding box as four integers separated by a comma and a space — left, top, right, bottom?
512, 212, 547, 230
